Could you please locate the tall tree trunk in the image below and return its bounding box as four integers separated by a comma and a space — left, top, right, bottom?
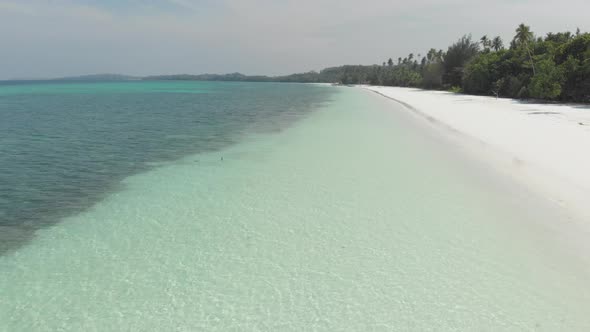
525, 41, 536, 76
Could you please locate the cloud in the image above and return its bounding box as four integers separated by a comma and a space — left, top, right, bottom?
1, 0, 589, 79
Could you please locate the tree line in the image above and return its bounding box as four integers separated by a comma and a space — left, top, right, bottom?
316, 24, 589, 103
145, 24, 589, 103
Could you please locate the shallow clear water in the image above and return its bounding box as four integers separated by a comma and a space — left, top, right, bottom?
1, 84, 589, 330
0, 81, 332, 253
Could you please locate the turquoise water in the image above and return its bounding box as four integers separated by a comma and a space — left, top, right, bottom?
1, 83, 590, 330
0, 81, 332, 253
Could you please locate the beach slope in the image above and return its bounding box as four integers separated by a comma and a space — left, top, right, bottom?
362, 86, 590, 224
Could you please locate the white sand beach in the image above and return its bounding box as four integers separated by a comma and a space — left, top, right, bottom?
3, 86, 590, 330
362, 86, 590, 228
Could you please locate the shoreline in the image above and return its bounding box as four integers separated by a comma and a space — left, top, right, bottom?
3, 86, 590, 329
361, 85, 590, 228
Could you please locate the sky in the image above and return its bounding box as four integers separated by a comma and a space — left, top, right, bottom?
1, 0, 589, 79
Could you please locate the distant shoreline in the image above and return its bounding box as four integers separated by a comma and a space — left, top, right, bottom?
3, 71, 589, 106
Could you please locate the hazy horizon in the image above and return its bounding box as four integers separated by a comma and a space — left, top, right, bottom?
1, 0, 590, 80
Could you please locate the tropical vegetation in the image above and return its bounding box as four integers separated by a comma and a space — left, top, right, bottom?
146, 24, 590, 103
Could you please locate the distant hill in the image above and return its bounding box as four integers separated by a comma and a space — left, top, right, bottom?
56, 74, 139, 81
142, 68, 355, 84
143, 73, 273, 82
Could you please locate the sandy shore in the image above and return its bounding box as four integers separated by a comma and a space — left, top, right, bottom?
362, 85, 590, 226
4, 87, 590, 330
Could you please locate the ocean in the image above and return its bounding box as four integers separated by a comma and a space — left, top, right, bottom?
1, 81, 589, 330
0, 81, 332, 253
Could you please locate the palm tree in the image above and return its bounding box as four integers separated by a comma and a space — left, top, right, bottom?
492, 36, 504, 51
480, 35, 491, 51
514, 23, 533, 45
514, 23, 536, 75
426, 48, 436, 62
442, 35, 480, 87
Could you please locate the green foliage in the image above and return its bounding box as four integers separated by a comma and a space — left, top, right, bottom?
442, 35, 480, 87
517, 86, 529, 99
145, 25, 590, 103
514, 24, 534, 47
512, 24, 537, 76
528, 59, 564, 99
422, 62, 444, 89
450, 26, 588, 102
492, 36, 504, 51
463, 51, 503, 94
449, 86, 462, 93
556, 33, 590, 102
499, 75, 525, 98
